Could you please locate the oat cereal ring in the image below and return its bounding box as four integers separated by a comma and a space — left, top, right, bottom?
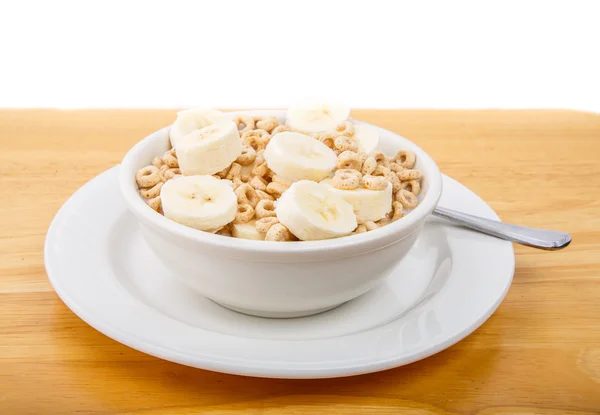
311, 131, 339, 141
397, 169, 422, 181
249, 175, 268, 192
318, 135, 335, 149
158, 165, 170, 181
163, 168, 181, 180
266, 182, 288, 198
232, 178, 244, 189
215, 165, 230, 179
376, 217, 390, 228
235, 183, 260, 207
373, 164, 391, 176
254, 116, 279, 133
395, 189, 418, 209
332, 170, 360, 190
388, 162, 404, 173
252, 161, 270, 178
336, 121, 354, 137
396, 150, 416, 169
240, 171, 252, 183
152, 156, 164, 168
140, 182, 163, 199
225, 162, 242, 181
337, 168, 362, 179
265, 223, 293, 241
256, 216, 280, 234
162, 149, 179, 168
361, 174, 388, 191
271, 125, 288, 135
373, 152, 388, 167
235, 203, 255, 223
334, 135, 359, 153
255, 199, 277, 219
255, 148, 265, 161
147, 196, 161, 212
242, 129, 270, 151
352, 224, 367, 234
400, 179, 420, 196
390, 201, 404, 221
361, 156, 377, 175
255, 189, 275, 201
136, 166, 161, 188
216, 224, 232, 237
234, 115, 255, 132
358, 152, 368, 164
363, 221, 379, 231
384, 169, 402, 193
337, 151, 362, 170
236, 146, 257, 166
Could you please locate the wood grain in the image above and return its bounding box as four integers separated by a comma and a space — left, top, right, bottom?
1, 109, 599, 414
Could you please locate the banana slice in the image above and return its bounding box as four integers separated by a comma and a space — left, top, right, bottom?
176, 121, 243, 176
169, 108, 229, 148
321, 178, 393, 221
231, 219, 264, 240
353, 124, 379, 156
161, 175, 237, 232
276, 180, 357, 241
286, 99, 350, 133
263, 132, 337, 182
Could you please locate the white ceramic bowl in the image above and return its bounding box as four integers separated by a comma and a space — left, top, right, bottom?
119, 110, 443, 318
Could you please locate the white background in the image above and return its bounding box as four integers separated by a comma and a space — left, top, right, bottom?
1, 0, 598, 111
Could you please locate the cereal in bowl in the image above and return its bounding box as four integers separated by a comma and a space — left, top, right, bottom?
134, 103, 423, 241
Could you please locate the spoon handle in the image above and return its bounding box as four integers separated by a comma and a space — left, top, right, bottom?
432, 206, 571, 250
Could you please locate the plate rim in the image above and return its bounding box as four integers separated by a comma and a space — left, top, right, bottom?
45, 166, 514, 379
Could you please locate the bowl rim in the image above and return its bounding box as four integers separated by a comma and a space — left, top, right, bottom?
119, 110, 442, 255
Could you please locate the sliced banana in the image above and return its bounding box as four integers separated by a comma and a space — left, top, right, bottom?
286, 99, 350, 133
176, 121, 242, 176
161, 175, 237, 232
352, 124, 379, 156
231, 219, 264, 240
321, 178, 393, 221
275, 180, 357, 241
263, 132, 337, 183
169, 108, 229, 148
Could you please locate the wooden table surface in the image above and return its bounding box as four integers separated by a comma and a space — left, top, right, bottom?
1, 109, 599, 414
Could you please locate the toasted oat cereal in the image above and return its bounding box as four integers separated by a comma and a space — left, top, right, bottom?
236, 146, 257, 166
400, 179, 420, 196
255, 199, 277, 219
396, 150, 416, 169
361, 174, 388, 191
234, 115, 255, 132
337, 151, 362, 170
235, 203, 255, 223
162, 149, 179, 168
332, 169, 360, 190
334, 135, 358, 153
235, 183, 260, 207
135, 109, 426, 242
395, 189, 418, 209
256, 216, 279, 234
397, 169, 421, 181
265, 223, 293, 241
136, 166, 161, 188
254, 116, 279, 133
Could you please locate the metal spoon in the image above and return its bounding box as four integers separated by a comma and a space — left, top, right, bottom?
432, 206, 571, 250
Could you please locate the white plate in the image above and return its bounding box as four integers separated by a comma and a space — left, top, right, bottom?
45, 166, 514, 379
